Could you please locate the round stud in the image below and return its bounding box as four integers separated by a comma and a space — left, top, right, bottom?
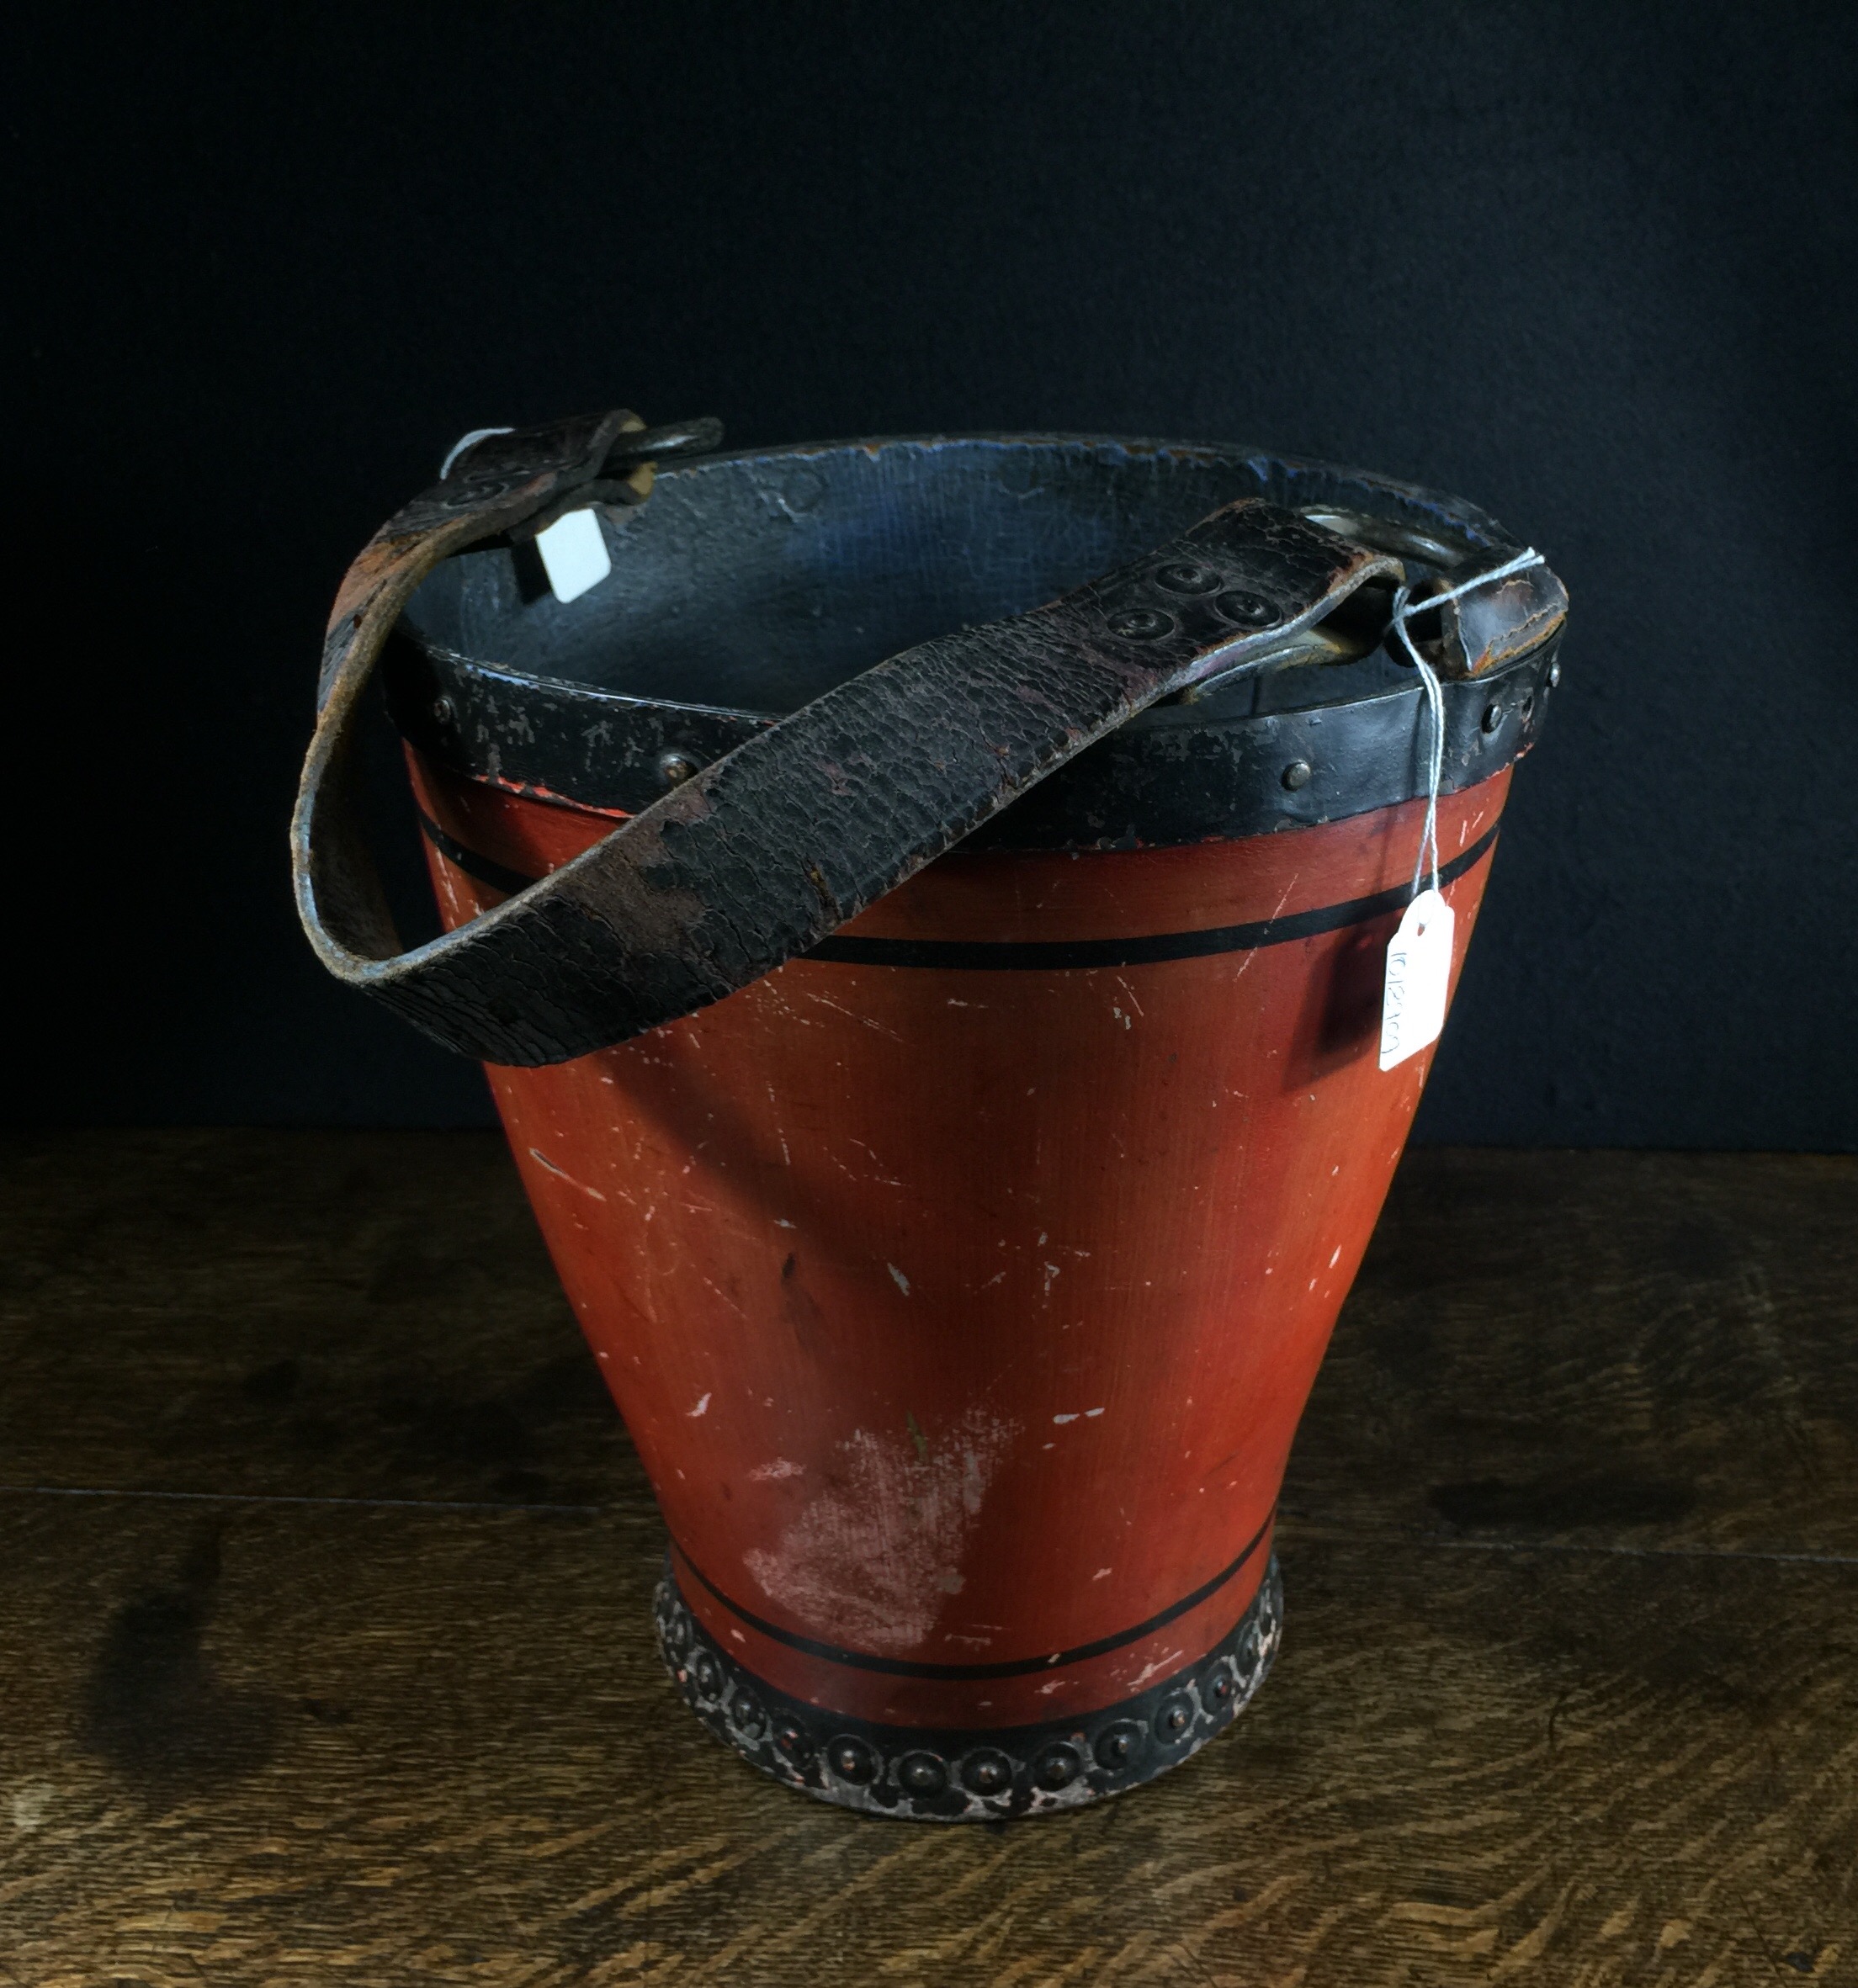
1093, 1720, 1145, 1772
1154, 1696, 1194, 1743
656, 748, 701, 788
432, 696, 456, 727
1107, 607, 1175, 640
1282, 760, 1314, 792
897, 1752, 948, 1795
1206, 1665, 1235, 1708
729, 1690, 767, 1739
827, 1736, 879, 1785
690, 1652, 724, 1700
1155, 561, 1220, 595
1547, 657, 1562, 689
772, 1717, 815, 1767
1033, 1741, 1082, 1791
960, 1749, 1014, 1796
1481, 703, 1502, 734
1215, 590, 1277, 629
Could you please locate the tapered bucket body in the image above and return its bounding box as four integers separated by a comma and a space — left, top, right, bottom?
379, 435, 1563, 1818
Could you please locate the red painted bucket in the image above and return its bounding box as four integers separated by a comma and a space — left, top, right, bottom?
295, 421, 1565, 1819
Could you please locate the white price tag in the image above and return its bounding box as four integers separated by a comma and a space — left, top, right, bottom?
1379, 888, 1456, 1071
534, 506, 613, 604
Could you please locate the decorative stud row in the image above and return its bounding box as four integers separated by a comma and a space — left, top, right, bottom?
654, 1557, 1283, 1822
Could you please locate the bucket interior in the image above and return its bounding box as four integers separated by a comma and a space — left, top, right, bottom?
397, 436, 1488, 719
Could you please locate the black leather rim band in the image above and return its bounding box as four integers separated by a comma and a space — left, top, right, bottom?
291, 410, 1488, 1067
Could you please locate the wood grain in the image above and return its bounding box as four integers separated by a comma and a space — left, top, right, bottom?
1295, 1148, 1858, 1556
0, 1133, 1852, 1985
0, 1132, 635, 1509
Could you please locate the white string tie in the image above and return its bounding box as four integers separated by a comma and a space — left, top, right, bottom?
1387, 548, 1546, 896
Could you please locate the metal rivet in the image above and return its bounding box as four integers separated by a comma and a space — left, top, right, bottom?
432, 696, 455, 726
1155, 1697, 1193, 1741
960, 1749, 1013, 1795
1093, 1720, 1144, 1771
773, 1718, 813, 1763
691, 1653, 723, 1699
828, 1736, 879, 1784
1547, 658, 1562, 689
656, 748, 701, 787
1155, 561, 1220, 594
1215, 590, 1277, 629
1207, 1667, 1234, 1706
897, 1751, 948, 1795
729, 1691, 767, 1738
1282, 760, 1313, 792
1481, 703, 1502, 734
1033, 1741, 1081, 1790
1107, 607, 1175, 640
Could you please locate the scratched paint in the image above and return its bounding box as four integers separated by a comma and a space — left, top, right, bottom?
741, 1408, 1016, 1654
433, 756, 1518, 1747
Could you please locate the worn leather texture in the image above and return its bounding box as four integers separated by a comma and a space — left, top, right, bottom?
293, 413, 1565, 1067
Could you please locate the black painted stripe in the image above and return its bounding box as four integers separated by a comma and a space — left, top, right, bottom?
672, 1512, 1274, 1681
808, 821, 1500, 968
418, 813, 1500, 971
416, 807, 539, 899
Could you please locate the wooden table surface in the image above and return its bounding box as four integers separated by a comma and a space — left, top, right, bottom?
0, 1133, 1851, 1985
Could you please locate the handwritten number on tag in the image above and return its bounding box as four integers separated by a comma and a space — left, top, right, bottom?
1380, 888, 1456, 1071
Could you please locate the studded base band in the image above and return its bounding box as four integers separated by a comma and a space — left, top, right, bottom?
653, 1557, 1283, 1821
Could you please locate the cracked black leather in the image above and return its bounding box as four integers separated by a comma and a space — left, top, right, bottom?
295, 415, 1411, 1066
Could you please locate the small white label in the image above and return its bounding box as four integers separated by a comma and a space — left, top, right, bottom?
1379, 888, 1456, 1071
535, 506, 612, 604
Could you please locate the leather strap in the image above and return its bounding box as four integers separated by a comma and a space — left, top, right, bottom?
293, 411, 1407, 1066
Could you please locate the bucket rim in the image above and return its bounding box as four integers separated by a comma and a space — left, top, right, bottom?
644, 429, 1517, 555
385, 430, 1560, 849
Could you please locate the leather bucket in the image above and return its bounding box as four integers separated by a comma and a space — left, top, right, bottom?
294, 419, 1566, 1819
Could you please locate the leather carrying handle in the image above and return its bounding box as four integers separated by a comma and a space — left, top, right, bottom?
293, 411, 1409, 1067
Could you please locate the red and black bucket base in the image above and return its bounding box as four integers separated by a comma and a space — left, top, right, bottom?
653, 1558, 1284, 1821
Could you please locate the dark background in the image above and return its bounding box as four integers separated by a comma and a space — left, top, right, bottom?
13, 2, 1855, 1146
